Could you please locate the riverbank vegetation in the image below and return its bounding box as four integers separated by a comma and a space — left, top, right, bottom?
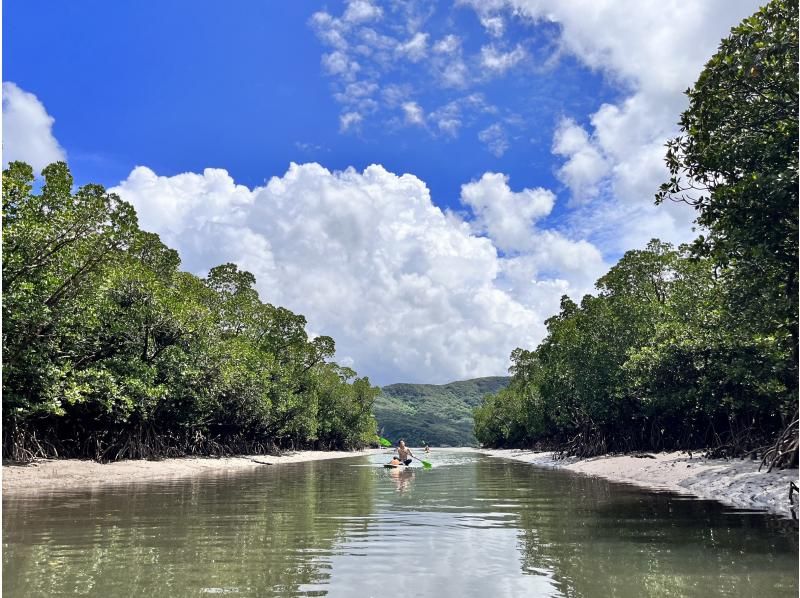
3, 161, 379, 462
474, 0, 798, 470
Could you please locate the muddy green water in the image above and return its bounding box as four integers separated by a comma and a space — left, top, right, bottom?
3, 451, 798, 597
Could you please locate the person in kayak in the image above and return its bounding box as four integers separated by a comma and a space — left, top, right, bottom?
396, 440, 414, 466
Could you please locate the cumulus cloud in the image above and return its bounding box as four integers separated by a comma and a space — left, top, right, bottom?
433, 34, 461, 54
396, 32, 429, 62
478, 123, 509, 157
402, 101, 425, 126
461, 172, 554, 253
343, 0, 382, 24
480, 15, 505, 38
491, 0, 763, 252
322, 51, 361, 80
309, 1, 531, 139
339, 111, 363, 132
552, 118, 609, 203
480, 44, 526, 74
430, 94, 495, 137
112, 163, 605, 385
2, 82, 67, 171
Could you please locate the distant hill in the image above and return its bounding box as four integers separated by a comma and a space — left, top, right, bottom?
374, 376, 510, 447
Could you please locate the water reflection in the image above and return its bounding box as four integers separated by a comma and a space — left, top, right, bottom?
388, 467, 415, 494
3, 452, 798, 597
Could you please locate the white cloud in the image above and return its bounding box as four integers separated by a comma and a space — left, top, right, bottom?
343, 0, 383, 24
334, 81, 380, 113
478, 123, 509, 157
493, 0, 763, 252
402, 101, 425, 126
480, 15, 505, 38
433, 34, 461, 54
2, 82, 67, 171
322, 51, 361, 80
381, 83, 413, 107
112, 163, 605, 384
552, 118, 609, 202
461, 172, 553, 252
339, 111, 363, 132
480, 44, 526, 74
430, 94, 496, 138
396, 32, 429, 62
310, 11, 349, 50
430, 102, 462, 136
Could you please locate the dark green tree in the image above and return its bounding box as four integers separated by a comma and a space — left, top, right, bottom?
658, 0, 798, 468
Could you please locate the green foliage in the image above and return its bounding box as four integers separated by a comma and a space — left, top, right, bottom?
375, 377, 510, 446
3, 161, 378, 461
658, 0, 798, 399
476, 3, 797, 466
476, 242, 793, 456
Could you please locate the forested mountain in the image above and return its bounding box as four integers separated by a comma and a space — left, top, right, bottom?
3, 161, 379, 462
375, 377, 509, 446
474, 0, 798, 471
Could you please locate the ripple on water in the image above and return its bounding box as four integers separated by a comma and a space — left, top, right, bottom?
3, 451, 797, 598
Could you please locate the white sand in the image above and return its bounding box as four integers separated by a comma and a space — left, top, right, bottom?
2, 449, 384, 493
481, 449, 799, 518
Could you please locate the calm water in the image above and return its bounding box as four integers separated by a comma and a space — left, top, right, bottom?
3, 451, 798, 597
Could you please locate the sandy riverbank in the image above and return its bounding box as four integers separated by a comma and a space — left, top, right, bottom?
481, 449, 799, 519
2, 449, 385, 493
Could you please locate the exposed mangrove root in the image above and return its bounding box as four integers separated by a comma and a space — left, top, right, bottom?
2, 421, 312, 464
760, 412, 799, 473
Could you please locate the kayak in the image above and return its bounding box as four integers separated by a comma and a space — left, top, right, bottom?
383, 463, 410, 468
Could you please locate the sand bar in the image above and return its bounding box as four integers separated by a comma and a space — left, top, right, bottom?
481, 449, 799, 518
2, 449, 385, 493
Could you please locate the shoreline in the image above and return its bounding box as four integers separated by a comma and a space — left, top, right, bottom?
2, 449, 385, 493
480, 449, 799, 519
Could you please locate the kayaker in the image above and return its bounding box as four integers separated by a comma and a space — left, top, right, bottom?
396, 440, 414, 466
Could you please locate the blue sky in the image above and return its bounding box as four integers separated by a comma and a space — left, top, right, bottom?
3, 1, 617, 213
3, 0, 763, 384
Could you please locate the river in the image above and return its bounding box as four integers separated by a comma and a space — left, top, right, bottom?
3, 450, 797, 596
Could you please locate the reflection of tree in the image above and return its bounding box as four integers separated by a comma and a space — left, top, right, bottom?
477, 461, 798, 597
3, 459, 376, 596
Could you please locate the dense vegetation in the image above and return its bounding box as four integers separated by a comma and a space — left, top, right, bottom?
475, 0, 798, 470
3, 161, 379, 462
375, 377, 509, 446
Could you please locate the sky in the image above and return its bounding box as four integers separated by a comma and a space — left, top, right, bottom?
3, 0, 763, 385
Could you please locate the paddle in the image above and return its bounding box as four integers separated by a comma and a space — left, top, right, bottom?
379, 436, 432, 468
413, 455, 433, 469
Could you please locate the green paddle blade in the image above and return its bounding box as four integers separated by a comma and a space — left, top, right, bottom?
378, 436, 393, 447
413, 456, 432, 468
